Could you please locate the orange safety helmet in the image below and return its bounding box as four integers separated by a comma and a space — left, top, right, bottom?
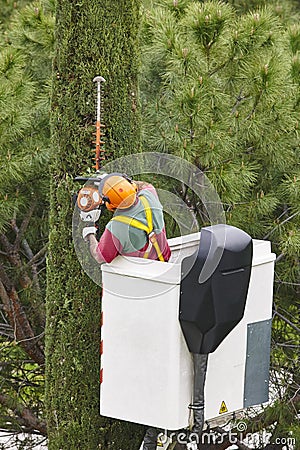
100, 174, 137, 211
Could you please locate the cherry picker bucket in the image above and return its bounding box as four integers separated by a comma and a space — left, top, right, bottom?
99, 225, 275, 429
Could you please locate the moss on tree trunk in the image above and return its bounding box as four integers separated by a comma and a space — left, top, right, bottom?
45, 1, 144, 448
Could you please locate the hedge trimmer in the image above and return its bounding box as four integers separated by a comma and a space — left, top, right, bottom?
75, 76, 107, 216
93, 75, 106, 172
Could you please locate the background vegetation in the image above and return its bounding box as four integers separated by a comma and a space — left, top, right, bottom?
140, 1, 300, 447
0, 0, 299, 449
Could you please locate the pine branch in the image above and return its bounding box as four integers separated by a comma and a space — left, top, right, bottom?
10, 217, 46, 297
0, 233, 32, 289
9, 287, 45, 366
0, 322, 14, 339
274, 278, 300, 287
231, 91, 251, 114
263, 210, 300, 239
0, 393, 47, 436
242, 395, 300, 436
0, 269, 45, 366
0, 261, 13, 292
245, 90, 263, 120
0, 230, 46, 328
11, 200, 37, 250
26, 244, 48, 268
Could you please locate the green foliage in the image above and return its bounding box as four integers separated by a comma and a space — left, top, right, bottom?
9, 1, 55, 83
141, 0, 298, 230
0, 2, 53, 447
0, 340, 45, 427
227, 0, 300, 23
0, 0, 299, 447
183, 1, 234, 55
142, 0, 300, 442
0, 0, 31, 30
0, 1, 54, 234
0, 0, 52, 357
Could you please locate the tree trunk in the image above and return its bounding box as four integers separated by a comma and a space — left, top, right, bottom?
45, 1, 143, 449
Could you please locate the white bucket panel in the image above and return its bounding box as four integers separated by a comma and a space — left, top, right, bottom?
100, 234, 275, 428
100, 269, 193, 430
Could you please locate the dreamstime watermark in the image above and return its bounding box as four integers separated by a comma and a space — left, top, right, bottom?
72, 152, 226, 296
158, 422, 296, 448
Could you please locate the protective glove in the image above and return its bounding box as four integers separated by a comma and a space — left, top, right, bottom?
80, 208, 101, 223
82, 226, 97, 241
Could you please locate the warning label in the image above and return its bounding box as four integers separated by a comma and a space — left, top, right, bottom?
157, 436, 164, 447
156, 435, 170, 448
219, 400, 228, 414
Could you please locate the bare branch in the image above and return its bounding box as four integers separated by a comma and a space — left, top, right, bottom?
0, 234, 32, 289
11, 200, 37, 250
0, 278, 45, 366
274, 278, 300, 287
0, 322, 14, 339
245, 90, 263, 121
273, 310, 300, 334
6, 218, 47, 299
17, 331, 45, 345
0, 393, 47, 436
26, 244, 48, 268
9, 287, 45, 366
20, 237, 44, 296
264, 210, 300, 239
231, 91, 251, 114
0, 233, 13, 256
0, 262, 13, 291
241, 394, 299, 438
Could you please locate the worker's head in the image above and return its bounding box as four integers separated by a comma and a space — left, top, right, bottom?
99, 173, 138, 211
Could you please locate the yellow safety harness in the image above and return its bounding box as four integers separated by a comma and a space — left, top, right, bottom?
111, 195, 165, 262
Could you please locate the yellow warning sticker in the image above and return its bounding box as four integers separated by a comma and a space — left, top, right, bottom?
219, 400, 228, 414
157, 436, 164, 447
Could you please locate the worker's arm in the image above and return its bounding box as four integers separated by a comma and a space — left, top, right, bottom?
84, 226, 122, 264
86, 233, 103, 264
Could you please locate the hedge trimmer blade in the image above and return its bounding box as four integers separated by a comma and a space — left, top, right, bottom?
92, 76, 106, 171
74, 76, 107, 213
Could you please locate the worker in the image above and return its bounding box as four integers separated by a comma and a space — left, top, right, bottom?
81, 173, 171, 265
81, 173, 170, 450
